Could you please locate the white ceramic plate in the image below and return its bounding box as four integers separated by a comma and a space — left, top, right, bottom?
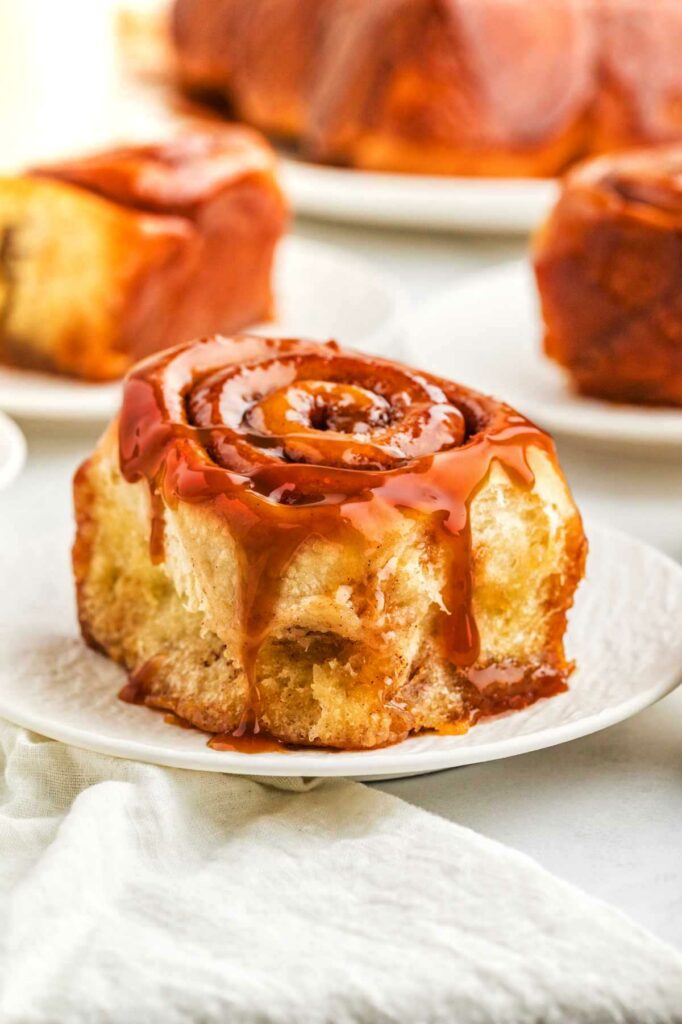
280, 156, 558, 234
0, 236, 407, 422
408, 260, 682, 449
0, 410, 26, 491
0, 524, 680, 779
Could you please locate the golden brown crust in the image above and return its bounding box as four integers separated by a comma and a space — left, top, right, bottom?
534, 146, 682, 406
73, 336, 586, 750
0, 129, 287, 381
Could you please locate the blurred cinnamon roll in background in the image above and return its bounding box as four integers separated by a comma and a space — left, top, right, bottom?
0, 128, 286, 380
171, 0, 682, 177
172, 0, 595, 177
534, 147, 682, 406
593, 0, 682, 154
73, 335, 586, 750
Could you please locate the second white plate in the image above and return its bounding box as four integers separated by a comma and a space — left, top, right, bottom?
407, 260, 682, 449
0, 524, 680, 779
280, 155, 558, 234
0, 236, 407, 422
0, 410, 26, 492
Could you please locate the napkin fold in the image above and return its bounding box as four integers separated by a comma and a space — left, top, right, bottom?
1, 721, 681, 1024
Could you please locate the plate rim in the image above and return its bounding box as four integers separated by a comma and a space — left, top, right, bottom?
0, 524, 679, 778
0, 236, 408, 423
279, 154, 559, 233
408, 258, 682, 449
0, 410, 27, 492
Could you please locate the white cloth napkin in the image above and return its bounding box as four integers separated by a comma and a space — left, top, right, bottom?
1, 721, 681, 1024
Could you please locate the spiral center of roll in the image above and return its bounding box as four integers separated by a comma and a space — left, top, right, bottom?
186, 350, 468, 476
248, 381, 392, 436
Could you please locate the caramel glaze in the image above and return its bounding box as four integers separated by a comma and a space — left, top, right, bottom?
117, 335, 560, 745
30, 129, 274, 217
119, 669, 287, 751
207, 733, 289, 754
13, 130, 286, 381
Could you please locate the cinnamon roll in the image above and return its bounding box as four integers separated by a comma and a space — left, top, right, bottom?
534, 147, 682, 406
73, 336, 586, 750
171, 0, 682, 178
0, 129, 286, 381
172, 0, 595, 177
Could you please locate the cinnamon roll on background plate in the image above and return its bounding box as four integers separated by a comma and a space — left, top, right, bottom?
73, 336, 586, 750
171, 0, 682, 179
534, 146, 682, 407
0, 128, 286, 381
172, 0, 594, 178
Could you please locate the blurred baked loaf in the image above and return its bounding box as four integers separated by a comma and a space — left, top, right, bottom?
0, 129, 286, 381
534, 146, 682, 406
171, 0, 682, 177
172, 0, 594, 176
73, 335, 586, 750
593, 0, 682, 154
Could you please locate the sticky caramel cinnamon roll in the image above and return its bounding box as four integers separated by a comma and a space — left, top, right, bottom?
172, 0, 595, 177
0, 128, 286, 381
73, 336, 586, 749
172, 0, 682, 178
534, 147, 682, 406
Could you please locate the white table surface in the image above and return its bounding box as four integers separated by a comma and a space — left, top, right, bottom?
1, 217, 680, 951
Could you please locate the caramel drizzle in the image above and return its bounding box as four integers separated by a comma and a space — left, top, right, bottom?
30, 130, 276, 216
601, 165, 682, 217
118, 336, 556, 737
